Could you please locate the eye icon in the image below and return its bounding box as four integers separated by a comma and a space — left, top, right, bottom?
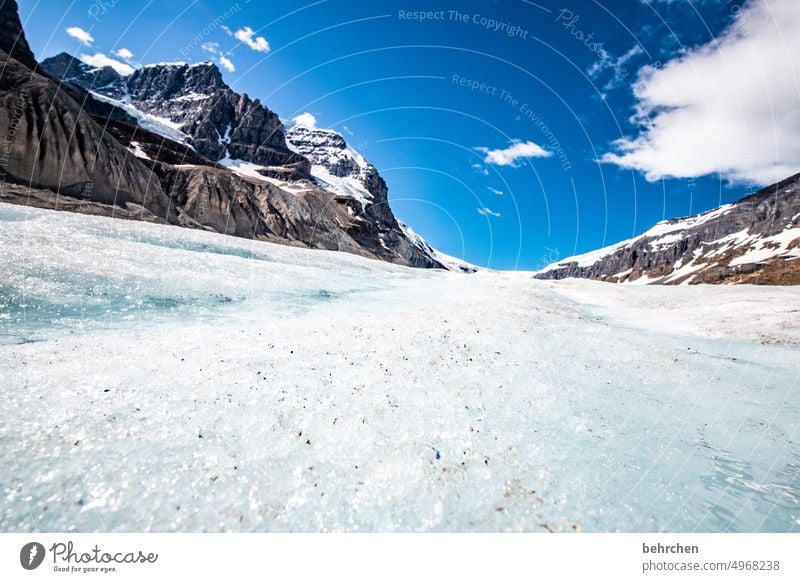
20, 542, 46, 570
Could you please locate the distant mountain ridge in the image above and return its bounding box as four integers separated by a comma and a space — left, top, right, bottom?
535, 174, 800, 285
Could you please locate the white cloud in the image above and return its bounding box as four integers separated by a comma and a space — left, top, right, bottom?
79, 53, 134, 76
477, 207, 502, 218
487, 186, 504, 196
66, 26, 94, 46
602, 0, 800, 185
113, 48, 133, 60
292, 112, 317, 129
475, 140, 552, 167
218, 56, 236, 73
234, 26, 270, 53
199, 42, 233, 72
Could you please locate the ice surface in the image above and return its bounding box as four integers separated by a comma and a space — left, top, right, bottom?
1, 203, 798, 533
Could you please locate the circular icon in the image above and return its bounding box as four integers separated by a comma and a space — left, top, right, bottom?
20, 542, 46, 570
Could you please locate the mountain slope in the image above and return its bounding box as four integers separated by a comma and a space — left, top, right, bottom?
535, 174, 800, 285
0, 43, 176, 219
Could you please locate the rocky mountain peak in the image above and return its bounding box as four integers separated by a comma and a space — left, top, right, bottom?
1, 0, 443, 273
287, 126, 366, 177
285, 124, 384, 210
41, 55, 309, 177
128, 61, 225, 102
40, 52, 125, 97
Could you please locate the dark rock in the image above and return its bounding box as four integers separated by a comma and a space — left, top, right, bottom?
0, 0, 37, 70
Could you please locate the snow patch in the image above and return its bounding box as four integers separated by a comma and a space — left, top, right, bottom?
89, 91, 191, 145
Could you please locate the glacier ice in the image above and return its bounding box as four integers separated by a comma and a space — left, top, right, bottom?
1, 203, 798, 532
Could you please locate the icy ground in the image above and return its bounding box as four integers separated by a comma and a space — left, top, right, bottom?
1, 203, 798, 533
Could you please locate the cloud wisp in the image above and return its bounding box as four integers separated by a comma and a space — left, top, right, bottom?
113, 48, 133, 60
201, 42, 235, 73
477, 207, 502, 218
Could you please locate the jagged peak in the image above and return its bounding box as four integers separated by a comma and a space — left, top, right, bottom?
46, 51, 78, 61
128, 59, 226, 97
286, 124, 360, 159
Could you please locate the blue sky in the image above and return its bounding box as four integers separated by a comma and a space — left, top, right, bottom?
19, 0, 800, 269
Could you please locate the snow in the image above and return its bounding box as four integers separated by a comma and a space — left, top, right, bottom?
540, 206, 735, 272
643, 204, 733, 238
127, 141, 150, 160
727, 226, 800, 266
217, 124, 232, 147
285, 126, 375, 209
544, 238, 632, 269
216, 156, 311, 194
174, 92, 211, 102
143, 61, 189, 68
400, 221, 479, 273
537, 201, 796, 281
217, 155, 270, 181
1, 203, 798, 533
89, 91, 191, 145
308, 164, 373, 209
140, 61, 214, 69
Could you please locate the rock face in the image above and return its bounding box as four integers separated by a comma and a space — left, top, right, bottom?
3, 0, 444, 270
535, 174, 800, 285
0, 0, 37, 70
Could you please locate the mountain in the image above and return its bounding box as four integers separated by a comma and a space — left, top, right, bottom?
0, 0, 443, 270
41, 55, 310, 179
285, 124, 459, 269
535, 174, 800, 285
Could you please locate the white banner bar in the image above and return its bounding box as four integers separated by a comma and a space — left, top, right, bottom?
0, 533, 797, 581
